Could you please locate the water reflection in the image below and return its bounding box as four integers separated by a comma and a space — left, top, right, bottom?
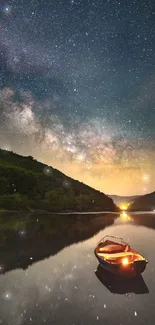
95, 265, 149, 294
0, 211, 117, 274
0, 210, 155, 275
120, 211, 134, 222
132, 213, 155, 230
0, 211, 154, 325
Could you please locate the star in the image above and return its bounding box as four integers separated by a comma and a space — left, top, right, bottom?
3, 5, 11, 15
3, 292, 13, 300
143, 174, 150, 182
0, 0, 154, 196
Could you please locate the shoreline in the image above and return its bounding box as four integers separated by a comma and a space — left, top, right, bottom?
0, 209, 154, 215
0, 209, 120, 215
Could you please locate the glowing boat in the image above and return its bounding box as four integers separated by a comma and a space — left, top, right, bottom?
94, 236, 148, 277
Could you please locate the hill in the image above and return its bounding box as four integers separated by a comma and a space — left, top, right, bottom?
128, 191, 155, 211
0, 149, 118, 212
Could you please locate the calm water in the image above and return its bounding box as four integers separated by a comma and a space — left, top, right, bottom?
0, 211, 154, 325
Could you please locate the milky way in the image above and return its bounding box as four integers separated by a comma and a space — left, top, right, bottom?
0, 0, 155, 195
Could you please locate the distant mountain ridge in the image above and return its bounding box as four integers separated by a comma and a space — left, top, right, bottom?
128, 191, 155, 211
0, 149, 118, 212
108, 194, 141, 206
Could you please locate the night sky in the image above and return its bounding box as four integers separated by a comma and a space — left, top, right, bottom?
0, 0, 155, 195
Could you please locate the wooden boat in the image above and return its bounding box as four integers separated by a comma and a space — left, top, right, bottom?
94, 236, 148, 277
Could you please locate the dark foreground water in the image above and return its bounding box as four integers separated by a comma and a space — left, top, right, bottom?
0, 211, 154, 325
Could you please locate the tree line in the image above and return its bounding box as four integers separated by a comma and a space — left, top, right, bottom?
0, 150, 117, 212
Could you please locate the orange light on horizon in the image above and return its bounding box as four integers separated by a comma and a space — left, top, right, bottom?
120, 202, 130, 211
122, 258, 128, 266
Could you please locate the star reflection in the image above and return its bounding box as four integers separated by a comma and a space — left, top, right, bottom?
3, 291, 13, 301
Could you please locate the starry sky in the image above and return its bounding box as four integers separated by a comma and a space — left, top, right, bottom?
0, 0, 155, 196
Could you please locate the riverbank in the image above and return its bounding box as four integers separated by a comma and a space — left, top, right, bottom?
0, 208, 120, 216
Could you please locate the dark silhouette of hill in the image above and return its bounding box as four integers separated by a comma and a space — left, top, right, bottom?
0, 149, 119, 212
0, 212, 117, 274
129, 191, 155, 211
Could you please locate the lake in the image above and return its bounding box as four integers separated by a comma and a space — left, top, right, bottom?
0, 211, 154, 325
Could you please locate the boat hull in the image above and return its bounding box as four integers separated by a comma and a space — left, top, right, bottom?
94, 249, 147, 277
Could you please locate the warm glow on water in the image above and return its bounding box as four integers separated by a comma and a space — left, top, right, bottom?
120, 211, 134, 222
120, 211, 128, 219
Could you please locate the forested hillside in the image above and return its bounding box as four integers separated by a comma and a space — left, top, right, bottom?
0, 149, 118, 212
